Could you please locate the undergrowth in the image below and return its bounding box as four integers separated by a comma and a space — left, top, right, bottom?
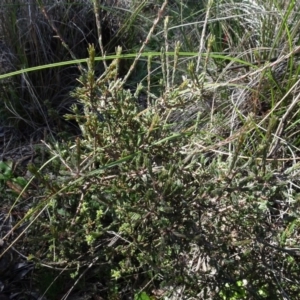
1, 0, 300, 299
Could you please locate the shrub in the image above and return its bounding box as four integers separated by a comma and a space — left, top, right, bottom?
1, 1, 300, 299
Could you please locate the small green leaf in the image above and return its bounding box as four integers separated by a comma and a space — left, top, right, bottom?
13, 176, 27, 187
134, 291, 151, 300
0, 161, 13, 178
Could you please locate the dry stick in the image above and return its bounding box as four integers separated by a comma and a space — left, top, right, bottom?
229, 46, 300, 84
41, 264, 70, 299
164, 16, 170, 90
226, 50, 300, 71
189, 146, 300, 162
38, 2, 85, 73
0, 203, 49, 259
196, 0, 212, 73
61, 257, 99, 300
120, 0, 168, 88
227, 56, 284, 71
267, 83, 300, 157
92, 0, 107, 69
147, 55, 152, 107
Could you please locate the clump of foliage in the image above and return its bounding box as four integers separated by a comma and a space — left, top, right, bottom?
23, 40, 300, 299
28, 44, 196, 298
